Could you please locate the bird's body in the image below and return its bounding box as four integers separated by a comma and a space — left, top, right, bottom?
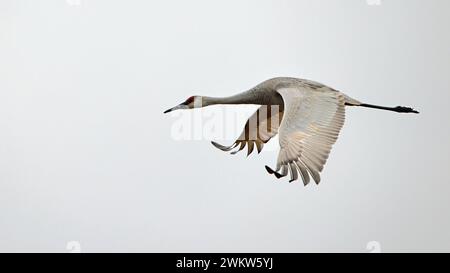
164, 77, 418, 185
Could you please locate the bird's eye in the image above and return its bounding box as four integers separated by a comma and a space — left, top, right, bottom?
185, 96, 195, 104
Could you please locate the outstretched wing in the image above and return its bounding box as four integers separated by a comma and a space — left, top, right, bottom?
212, 105, 284, 155
265, 87, 345, 185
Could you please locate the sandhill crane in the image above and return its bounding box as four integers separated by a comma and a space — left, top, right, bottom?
164, 77, 418, 185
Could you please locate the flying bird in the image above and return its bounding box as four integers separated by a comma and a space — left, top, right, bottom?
164, 77, 418, 185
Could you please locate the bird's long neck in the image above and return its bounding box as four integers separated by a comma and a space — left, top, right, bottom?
201, 90, 262, 107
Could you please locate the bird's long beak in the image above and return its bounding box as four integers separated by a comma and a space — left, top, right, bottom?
163, 104, 189, 114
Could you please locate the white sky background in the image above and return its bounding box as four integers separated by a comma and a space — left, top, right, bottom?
1, 0, 450, 252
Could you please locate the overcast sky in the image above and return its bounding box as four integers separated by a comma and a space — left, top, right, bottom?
1, 0, 450, 252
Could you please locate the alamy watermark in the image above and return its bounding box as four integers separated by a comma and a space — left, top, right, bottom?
366, 0, 382, 6
66, 241, 82, 253
366, 241, 382, 253
167, 97, 282, 152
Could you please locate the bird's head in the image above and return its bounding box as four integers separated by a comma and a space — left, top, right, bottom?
164, 96, 203, 113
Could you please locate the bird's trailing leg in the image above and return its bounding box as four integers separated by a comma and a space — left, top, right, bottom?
352, 103, 419, 114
